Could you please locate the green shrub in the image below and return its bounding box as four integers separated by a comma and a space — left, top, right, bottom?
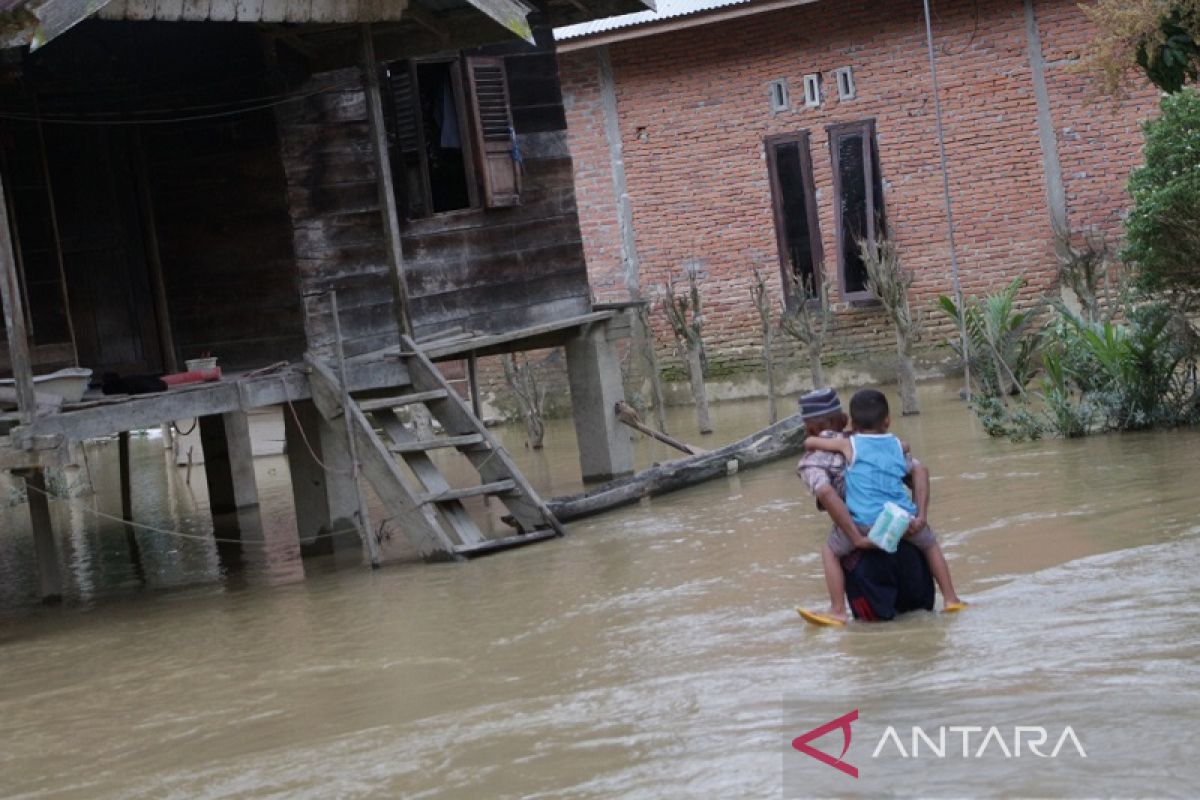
1123, 88, 1200, 309
937, 278, 1045, 399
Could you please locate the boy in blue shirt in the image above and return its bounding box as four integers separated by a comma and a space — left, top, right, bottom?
803, 388, 964, 624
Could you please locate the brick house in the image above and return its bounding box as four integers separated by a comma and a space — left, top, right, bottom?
556, 0, 1160, 391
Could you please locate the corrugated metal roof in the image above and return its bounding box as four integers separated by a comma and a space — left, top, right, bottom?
555, 0, 750, 41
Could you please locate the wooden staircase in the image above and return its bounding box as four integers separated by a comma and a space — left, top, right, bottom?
304, 336, 565, 561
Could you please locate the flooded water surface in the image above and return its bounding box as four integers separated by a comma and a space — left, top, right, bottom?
2, 383, 1199, 798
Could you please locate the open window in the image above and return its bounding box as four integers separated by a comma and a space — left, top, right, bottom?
383, 55, 521, 219
765, 132, 823, 306
828, 119, 885, 301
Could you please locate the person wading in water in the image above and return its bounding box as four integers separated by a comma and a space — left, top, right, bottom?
794, 388, 951, 625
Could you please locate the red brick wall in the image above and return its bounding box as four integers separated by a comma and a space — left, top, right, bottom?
559, 0, 1158, 378
1035, 1, 1160, 243
560, 52, 629, 302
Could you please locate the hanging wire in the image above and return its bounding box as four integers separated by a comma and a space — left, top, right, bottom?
922, 0, 972, 399
20, 479, 371, 546
0, 75, 363, 127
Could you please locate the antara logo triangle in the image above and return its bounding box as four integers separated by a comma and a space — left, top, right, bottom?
791, 709, 859, 779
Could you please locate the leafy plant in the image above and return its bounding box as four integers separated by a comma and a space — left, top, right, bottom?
1123, 88, 1200, 311
937, 278, 1045, 400
1084, 0, 1200, 95
981, 302, 1200, 440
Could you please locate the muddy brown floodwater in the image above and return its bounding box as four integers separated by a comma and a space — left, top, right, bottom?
1, 382, 1199, 798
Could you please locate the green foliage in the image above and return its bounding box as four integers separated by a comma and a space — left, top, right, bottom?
1123, 88, 1200, 306
1137, 9, 1200, 93
969, 395, 1046, 442
937, 278, 1044, 399
1042, 304, 1200, 432
1084, 0, 1200, 95
939, 273, 1200, 440
968, 303, 1200, 441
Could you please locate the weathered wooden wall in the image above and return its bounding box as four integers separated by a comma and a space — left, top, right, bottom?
277, 68, 401, 359
2, 21, 306, 374
276, 21, 592, 357
97, 0, 409, 23
145, 110, 306, 368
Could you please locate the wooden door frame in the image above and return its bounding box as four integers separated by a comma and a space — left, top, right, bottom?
828, 118, 882, 303
764, 131, 823, 309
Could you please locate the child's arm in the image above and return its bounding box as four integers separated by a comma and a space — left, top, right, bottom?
804, 435, 852, 459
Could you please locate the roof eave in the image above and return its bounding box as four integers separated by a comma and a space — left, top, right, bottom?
556, 0, 820, 52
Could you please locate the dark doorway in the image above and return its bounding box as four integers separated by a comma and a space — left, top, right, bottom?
44, 124, 162, 375
0, 117, 162, 376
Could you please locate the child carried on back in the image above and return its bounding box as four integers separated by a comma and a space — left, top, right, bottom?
802, 388, 965, 624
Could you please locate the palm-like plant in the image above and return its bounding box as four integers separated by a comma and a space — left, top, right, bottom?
1050, 304, 1197, 430
937, 278, 1044, 399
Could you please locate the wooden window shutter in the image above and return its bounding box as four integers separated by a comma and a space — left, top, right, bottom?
465, 55, 521, 208
384, 62, 430, 219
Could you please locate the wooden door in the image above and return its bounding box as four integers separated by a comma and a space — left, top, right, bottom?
47, 125, 162, 376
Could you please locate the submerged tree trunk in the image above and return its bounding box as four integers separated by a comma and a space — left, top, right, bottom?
546, 413, 807, 522
809, 351, 826, 390
896, 330, 920, 415
859, 236, 924, 415
662, 271, 712, 436
686, 346, 712, 434
764, 328, 778, 424
780, 273, 834, 394
636, 304, 669, 434
750, 269, 777, 424
503, 354, 546, 449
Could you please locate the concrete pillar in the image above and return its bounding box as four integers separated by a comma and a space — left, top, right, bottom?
283, 400, 359, 556
565, 321, 635, 482
21, 469, 62, 602
212, 505, 305, 587
198, 411, 259, 514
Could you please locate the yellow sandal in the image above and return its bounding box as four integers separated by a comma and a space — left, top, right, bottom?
797, 607, 848, 627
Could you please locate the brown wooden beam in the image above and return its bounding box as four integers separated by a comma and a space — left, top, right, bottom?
360, 24, 415, 342
0, 170, 37, 424
131, 127, 178, 373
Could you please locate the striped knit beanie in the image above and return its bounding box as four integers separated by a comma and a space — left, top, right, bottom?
799, 387, 842, 420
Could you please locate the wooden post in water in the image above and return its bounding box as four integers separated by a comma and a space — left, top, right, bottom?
1, 164, 62, 599
330, 291, 381, 568
0, 169, 36, 422
283, 399, 337, 556
21, 469, 62, 602
197, 411, 259, 513
118, 430, 146, 583
565, 321, 636, 482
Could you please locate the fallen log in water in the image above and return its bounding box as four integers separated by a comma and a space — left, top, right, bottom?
547, 412, 807, 523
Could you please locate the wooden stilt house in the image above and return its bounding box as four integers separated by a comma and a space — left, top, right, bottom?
0, 0, 648, 598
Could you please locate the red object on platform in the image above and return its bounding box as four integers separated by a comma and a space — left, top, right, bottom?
161, 367, 222, 386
